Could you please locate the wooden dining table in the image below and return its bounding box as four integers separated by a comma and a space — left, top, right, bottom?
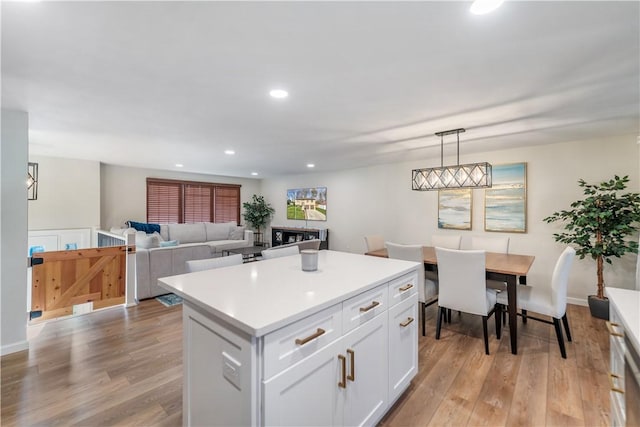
365, 246, 535, 355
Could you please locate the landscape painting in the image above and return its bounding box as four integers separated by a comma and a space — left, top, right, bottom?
485, 162, 527, 233
287, 187, 327, 221
438, 189, 472, 230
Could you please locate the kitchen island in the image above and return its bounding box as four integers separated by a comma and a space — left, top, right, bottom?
158, 250, 421, 426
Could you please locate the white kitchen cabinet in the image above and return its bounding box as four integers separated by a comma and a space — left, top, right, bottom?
159, 250, 421, 426
263, 310, 388, 427
388, 294, 419, 402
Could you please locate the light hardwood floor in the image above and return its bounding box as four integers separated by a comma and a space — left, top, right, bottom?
1, 300, 610, 426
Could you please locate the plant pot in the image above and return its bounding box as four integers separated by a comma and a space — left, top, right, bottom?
587, 295, 609, 320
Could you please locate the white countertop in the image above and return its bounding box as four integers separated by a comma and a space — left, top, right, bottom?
606, 287, 640, 352
158, 250, 420, 337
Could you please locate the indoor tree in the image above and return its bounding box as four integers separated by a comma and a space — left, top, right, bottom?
544, 175, 640, 317
242, 195, 275, 241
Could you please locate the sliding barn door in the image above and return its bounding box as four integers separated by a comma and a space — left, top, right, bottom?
31, 246, 129, 320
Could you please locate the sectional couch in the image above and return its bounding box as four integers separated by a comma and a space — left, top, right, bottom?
114, 222, 253, 300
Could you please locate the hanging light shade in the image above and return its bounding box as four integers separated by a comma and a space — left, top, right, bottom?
412, 128, 492, 191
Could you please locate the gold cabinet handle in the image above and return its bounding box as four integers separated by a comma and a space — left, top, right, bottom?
347, 349, 355, 382
295, 328, 326, 346
359, 301, 380, 313
606, 321, 624, 338
399, 284, 413, 292
338, 354, 346, 389
609, 373, 624, 394
400, 317, 414, 327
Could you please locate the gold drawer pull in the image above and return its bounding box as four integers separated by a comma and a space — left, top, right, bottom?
359, 301, 380, 312
606, 321, 624, 338
400, 317, 414, 327
347, 349, 355, 382
295, 328, 326, 346
338, 354, 346, 389
399, 284, 413, 292
609, 373, 624, 394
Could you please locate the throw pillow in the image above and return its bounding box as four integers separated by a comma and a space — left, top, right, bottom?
127, 220, 161, 234
229, 226, 246, 240
135, 231, 160, 249
159, 240, 179, 247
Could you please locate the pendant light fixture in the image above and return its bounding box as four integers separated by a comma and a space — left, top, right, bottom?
411, 128, 492, 191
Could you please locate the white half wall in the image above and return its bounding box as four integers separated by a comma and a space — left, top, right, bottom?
1, 110, 29, 355
100, 164, 262, 230
28, 155, 101, 232
260, 135, 640, 304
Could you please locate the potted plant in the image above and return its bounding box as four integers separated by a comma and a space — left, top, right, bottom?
242, 195, 275, 246
544, 175, 640, 319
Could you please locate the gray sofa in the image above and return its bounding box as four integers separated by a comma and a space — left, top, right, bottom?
121, 222, 253, 300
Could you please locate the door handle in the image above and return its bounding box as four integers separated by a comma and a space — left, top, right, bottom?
347, 349, 355, 382
338, 354, 346, 389
359, 301, 380, 312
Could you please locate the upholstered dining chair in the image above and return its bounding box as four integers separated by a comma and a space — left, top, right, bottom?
430, 235, 461, 249
470, 236, 510, 253
435, 247, 500, 355
186, 254, 243, 272
261, 245, 300, 260
364, 235, 385, 253
386, 242, 437, 336
470, 236, 511, 293
496, 246, 576, 358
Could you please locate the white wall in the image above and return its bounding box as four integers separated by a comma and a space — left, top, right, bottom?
260, 135, 640, 304
1, 110, 29, 355
100, 164, 262, 229
28, 155, 101, 231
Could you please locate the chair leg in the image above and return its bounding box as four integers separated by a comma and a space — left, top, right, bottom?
522, 309, 528, 324
562, 313, 572, 342
421, 302, 426, 337
495, 304, 502, 340
436, 307, 444, 339
553, 317, 567, 359
447, 308, 452, 323
482, 315, 490, 355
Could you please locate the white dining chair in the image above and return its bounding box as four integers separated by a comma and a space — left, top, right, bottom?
364, 235, 385, 253
430, 235, 461, 249
470, 236, 510, 253
261, 245, 300, 260
496, 246, 576, 358
186, 254, 243, 272
470, 236, 511, 293
386, 242, 437, 336
435, 247, 500, 355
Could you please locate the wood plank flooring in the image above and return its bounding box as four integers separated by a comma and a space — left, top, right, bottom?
1, 300, 611, 426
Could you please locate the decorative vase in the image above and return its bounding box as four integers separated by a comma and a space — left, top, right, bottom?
587, 295, 609, 320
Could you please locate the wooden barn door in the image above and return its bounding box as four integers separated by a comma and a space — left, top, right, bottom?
31, 246, 129, 321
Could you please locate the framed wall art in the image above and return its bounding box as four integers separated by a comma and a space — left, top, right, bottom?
484, 162, 527, 233
438, 189, 472, 230
286, 187, 327, 221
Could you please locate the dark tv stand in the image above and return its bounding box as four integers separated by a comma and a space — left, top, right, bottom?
271, 226, 329, 250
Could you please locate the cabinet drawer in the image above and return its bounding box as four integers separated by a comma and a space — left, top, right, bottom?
263, 303, 342, 379
342, 283, 388, 334
388, 293, 418, 403
388, 271, 419, 308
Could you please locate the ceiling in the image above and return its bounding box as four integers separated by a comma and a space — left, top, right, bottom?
2, 1, 639, 178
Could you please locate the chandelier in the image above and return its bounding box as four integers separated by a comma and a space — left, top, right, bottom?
412, 128, 492, 191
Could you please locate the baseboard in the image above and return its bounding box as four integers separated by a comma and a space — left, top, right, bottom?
1, 340, 29, 356
567, 297, 588, 307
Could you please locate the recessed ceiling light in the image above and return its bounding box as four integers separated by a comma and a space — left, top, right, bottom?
269, 89, 289, 99
175, 163, 183, 168
224, 150, 235, 155
251, 172, 259, 176
470, 0, 504, 15
307, 163, 315, 168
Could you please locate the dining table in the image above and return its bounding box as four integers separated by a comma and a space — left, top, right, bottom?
365, 246, 535, 355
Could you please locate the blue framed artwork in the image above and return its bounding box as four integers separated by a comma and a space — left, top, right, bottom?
438, 189, 472, 230
484, 162, 527, 233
